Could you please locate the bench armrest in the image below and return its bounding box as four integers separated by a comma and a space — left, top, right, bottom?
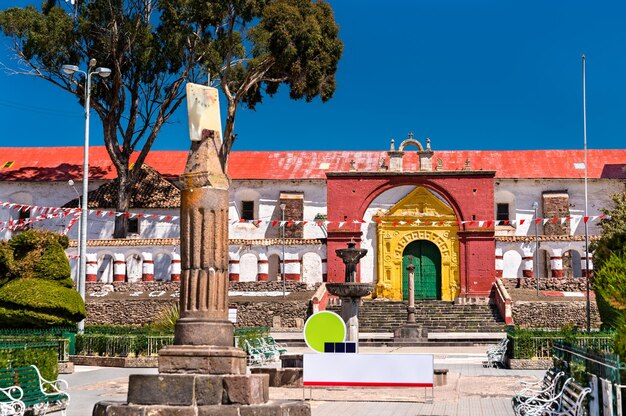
0, 385, 23, 401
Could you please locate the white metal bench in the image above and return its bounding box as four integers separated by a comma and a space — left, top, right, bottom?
483, 337, 509, 368
512, 368, 565, 411
514, 377, 591, 416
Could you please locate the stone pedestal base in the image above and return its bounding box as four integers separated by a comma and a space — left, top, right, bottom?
93, 372, 312, 415
158, 345, 246, 375
393, 324, 426, 340
93, 399, 311, 416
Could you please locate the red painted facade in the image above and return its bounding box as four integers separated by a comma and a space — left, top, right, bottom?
325, 171, 496, 298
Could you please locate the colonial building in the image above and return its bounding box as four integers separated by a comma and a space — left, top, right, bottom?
0, 140, 624, 301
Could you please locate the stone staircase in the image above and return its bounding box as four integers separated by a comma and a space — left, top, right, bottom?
327, 300, 506, 334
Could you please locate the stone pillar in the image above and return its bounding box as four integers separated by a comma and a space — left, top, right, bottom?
170, 252, 181, 282
550, 249, 563, 278
142, 252, 154, 282
113, 253, 126, 282
257, 253, 269, 281
284, 255, 301, 281
321, 258, 327, 282
85, 253, 98, 282
228, 259, 240, 282
582, 252, 593, 278
522, 248, 534, 278
406, 258, 416, 324
93, 82, 307, 416
495, 248, 503, 278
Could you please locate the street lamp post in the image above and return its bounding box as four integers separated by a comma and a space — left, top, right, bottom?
533, 202, 540, 297
582, 55, 591, 333
280, 203, 286, 298
68, 180, 82, 287
62, 59, 111, 333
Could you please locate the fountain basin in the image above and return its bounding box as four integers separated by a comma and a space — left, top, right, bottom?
326, 282, 374, 298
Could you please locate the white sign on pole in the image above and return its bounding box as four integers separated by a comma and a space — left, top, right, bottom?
303, 353, 434, 387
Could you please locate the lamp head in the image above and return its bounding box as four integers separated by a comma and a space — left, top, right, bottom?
68, 179, 75, 186
280, 203, 286, 211
532, 202, 539, 209
95, 67, 112, 78
61, 64, 79, 75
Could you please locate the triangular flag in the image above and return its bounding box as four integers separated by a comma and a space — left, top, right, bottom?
338, 221, 346, 228
583, 216, 590, 223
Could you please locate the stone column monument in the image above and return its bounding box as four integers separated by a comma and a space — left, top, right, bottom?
93, 83, 309, 415
394, 255, 425, 342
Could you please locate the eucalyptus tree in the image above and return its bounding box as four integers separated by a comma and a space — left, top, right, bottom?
0, 0, 342, 236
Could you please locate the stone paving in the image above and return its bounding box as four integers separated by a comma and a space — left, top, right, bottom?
62, 345, 546, 416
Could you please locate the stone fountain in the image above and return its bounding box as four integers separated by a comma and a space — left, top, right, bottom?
325, 239, 374, 350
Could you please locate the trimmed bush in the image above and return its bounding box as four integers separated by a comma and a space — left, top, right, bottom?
0, 230, 84, 328
0, 243, 12, 287
0, 279, 85, 328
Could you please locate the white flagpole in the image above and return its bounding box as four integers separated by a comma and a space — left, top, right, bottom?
582, 54, 591, 333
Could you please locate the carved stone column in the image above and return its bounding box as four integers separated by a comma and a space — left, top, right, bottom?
158, 85, 246, 374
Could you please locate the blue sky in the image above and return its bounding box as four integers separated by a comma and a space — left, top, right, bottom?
0, 1, 625, 151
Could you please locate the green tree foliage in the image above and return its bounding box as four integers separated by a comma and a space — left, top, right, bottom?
590, 187, 626, 269
0, 0, 342, 237
0, 230, 85, 328
590, 185, 626, 354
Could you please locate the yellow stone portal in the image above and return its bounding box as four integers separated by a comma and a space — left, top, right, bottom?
374, 187, 460, 301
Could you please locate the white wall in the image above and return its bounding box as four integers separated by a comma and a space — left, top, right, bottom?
495, 178, 621, 236
228, 179, 327, 240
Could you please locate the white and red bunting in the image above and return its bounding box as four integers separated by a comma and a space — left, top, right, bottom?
233, 215, 609, 228
0, 201, 179, 223
0, 200, 610, 229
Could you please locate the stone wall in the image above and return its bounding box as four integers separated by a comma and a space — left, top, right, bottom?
85, 281, 312, 328
512, 301, 602, 330
233, 301, 309, 329
502, 277, 588, 292
86, 281, 316, 294
86, 299, 176, 326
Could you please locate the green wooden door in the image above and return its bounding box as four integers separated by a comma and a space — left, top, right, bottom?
402, 240, 441, 300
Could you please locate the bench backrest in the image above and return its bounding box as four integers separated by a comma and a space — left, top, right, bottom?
558, 381, 591, 416
11, 366, 43, 396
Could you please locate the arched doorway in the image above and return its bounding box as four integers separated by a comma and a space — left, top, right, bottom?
402, 240, 441, 300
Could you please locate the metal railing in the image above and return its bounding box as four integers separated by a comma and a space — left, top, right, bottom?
553, 341, 625, 416
508, 331, 615, 360
0, 339, 69, 362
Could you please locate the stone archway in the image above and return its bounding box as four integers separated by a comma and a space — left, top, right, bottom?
326, 169, 495, 299
374, 187, 460, 301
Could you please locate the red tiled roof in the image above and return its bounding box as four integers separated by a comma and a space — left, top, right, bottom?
0, 146, 624, 181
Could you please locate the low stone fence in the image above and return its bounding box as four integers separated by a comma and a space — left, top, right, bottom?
512, 301, 601, 330
502, 277, 588, 292
86, 281, 316, 294
85, 281, 312, 328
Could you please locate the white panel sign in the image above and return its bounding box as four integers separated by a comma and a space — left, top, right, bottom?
303, 353, 434, 387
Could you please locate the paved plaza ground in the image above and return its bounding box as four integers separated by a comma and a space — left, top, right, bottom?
62, 345, 546, 416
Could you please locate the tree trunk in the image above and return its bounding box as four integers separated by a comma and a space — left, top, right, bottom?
220, 101, 238, 171
113, 170, 130, 238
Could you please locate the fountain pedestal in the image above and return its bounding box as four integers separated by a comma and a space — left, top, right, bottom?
325, 240, 373, 351
326, 282, 374, 346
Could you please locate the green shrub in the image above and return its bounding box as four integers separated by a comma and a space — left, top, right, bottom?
0, 242, 13, 286
148, 303, 179, 332
0, 345, 58, 381
33, 243, 72, 285
0, 279, 86, 327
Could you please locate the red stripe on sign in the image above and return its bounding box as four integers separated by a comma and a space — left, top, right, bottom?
303, 382, 433, 387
